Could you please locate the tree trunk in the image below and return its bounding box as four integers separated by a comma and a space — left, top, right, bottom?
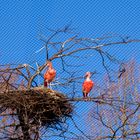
17, 109, 31, 140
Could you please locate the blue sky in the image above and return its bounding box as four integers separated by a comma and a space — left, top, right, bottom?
1, 0, 140, 64
1, 0, 140, 139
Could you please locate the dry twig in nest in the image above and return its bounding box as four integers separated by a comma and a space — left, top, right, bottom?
0, 87, 73, 132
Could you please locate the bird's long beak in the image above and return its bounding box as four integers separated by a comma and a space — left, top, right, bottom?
84, 73, 88, 78
90, 71, 96, 76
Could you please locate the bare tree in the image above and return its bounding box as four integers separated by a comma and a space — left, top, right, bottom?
84, 61, 140, 140
0, 26, 140, 139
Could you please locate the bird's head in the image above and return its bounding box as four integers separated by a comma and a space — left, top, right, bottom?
84, 71, 91, 78
46, 61, 52, 68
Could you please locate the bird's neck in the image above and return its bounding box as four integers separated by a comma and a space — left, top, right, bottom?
48, 66, 53, 70
86, 77, 91, 81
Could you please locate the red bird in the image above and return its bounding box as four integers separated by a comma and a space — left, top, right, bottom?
44, 61, 56, 87
82, 72, 94, 98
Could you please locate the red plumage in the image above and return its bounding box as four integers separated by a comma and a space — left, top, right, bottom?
44, 61, 56, 87
82, 72, 94, 98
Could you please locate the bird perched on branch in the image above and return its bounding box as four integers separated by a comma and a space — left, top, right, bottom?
44, 61, 56, 88
82, 72, 94, 99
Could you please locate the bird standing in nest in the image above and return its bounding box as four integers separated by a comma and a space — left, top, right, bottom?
82, 72, 94, 100
44, 61, 56, 88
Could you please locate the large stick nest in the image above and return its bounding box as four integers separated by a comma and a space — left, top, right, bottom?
0, 87, 73, 127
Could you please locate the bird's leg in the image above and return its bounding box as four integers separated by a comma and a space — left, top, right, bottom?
83, 92, 86, 99
44, 80, 48, 89
84, 97, 88, 101
83, 93, 88, 101
87, 97, 90, 101
86, 94, 90, 101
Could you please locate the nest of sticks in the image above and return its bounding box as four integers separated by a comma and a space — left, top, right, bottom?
0, 87, 73, 127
